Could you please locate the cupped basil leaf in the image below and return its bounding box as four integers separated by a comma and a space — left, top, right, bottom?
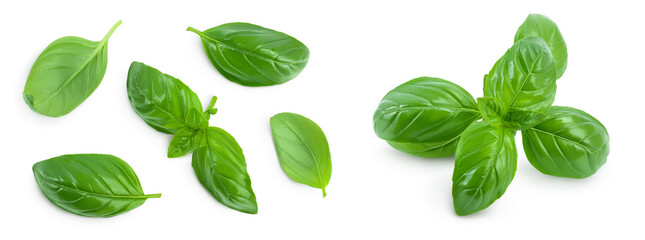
127, 61, 203, 134
515, 14, 568, 79
477, 97, 507, 128
192, 127, 257, 214
484, 37, 557, 123
185, 108, 209, 130
168, 127, 204, 158
187, 23, 309, 86
373, 77, 481, 158
521, 106, 610, 178
270, 112, 332, 197
452, 121, 517, 216
32, 154, 161, 217
504, 110, 545, 130
23, 21, 121, 117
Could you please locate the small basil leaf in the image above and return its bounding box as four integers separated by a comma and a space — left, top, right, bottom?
32, 154, 161, 217
270, 113, 332, 196
168, 128, 204, 158
373, 77, 481, 158
521, 106, 610, 178
185, 108, 208, 130
23, 21, 121, 117
515, 14, 568, 79
127, 62, 203, 134
192, 127, 257, 214
452, 121, 517, 216
476, 97, 507, 128
483, 36, 557, 115
187, 23, 309, 86
503, 110, 546, 130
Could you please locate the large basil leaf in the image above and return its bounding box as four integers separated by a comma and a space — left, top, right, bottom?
270, 112, 332, 197
32, 154, 160, 217
23, 21, 121, 117
515, 14, 568, 79
452, 121, 517, 216
192, 127, 257, 214
373, 77, 481, 158
522, 106, 610, 178
483, 36, 557, 129
127, 61, 203, 134
187, 23, 309, 86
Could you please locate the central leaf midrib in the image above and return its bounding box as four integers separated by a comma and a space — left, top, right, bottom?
280, 119, 326, 188
504, 51, 544, 114
527, 127, 599, 154
39, 175, 150, 200
196, 30, 306, 65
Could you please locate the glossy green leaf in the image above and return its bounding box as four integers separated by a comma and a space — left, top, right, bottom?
373, 77, 481, 158
127, 61, 203, 134
32, 154, 160, 217
522, 106, 610, 178
192, 127, 257, 214
187, 23, 309, 86
483, 36, 557, 122
270, 113, 332, 196
452, 121, 517, 216
504, 110, 545, 130
515, 14, 568, 79
477, 97, 507, 128
23, 21, 121, 117
168, 127, 204, 158
185, 108, 209, 130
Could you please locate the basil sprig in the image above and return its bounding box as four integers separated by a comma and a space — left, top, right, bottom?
373, 14, 609, 215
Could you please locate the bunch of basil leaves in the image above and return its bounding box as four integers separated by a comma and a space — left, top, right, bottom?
373, 14, 609, 216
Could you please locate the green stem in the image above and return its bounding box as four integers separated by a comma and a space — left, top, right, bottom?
207, 96, 218, 110
322, 187, 327, 197
187, 26, 206, 38
145, 193, 162, 198
102, 20, 122, 43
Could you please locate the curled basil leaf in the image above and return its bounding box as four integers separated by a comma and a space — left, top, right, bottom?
515, 14, 568, 79
192, 127, 258, 214
168, 127, 204, 158
187, 23, 309, 86
452, 121, 517, 216
33, 154, 160, 217
24, 21, 121, 117
477, 97, 507, 128
483, 36, 557, 129
373, 77, 481, 158
270, 112, 332, 197
522, 106, 610, 178
127, 61, 202, 134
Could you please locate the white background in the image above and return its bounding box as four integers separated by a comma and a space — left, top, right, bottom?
1, 0, 643, 239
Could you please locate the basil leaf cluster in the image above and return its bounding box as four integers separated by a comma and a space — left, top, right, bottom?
127, 62, 258, 214
373, 14, 610, 216
33, 154, 160, 217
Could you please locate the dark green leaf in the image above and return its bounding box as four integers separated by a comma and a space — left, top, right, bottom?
373, 77, 481, 158
452, 121, 517, 216
23, 21, 121, 117
270, 112, 332, 197
483, 36, 557, 123
192, 127, 257, 214
168, 127, 204, 158
515, 14, 568, 79
187, 23, 309, 86
521, 106, 610, 178
32, 154, 160, 217
127, 61, 203, 134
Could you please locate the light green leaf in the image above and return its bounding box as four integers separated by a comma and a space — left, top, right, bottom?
168, 127, 204, 158
515, 14, 568, 79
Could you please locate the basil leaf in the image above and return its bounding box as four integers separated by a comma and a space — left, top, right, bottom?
187, 23, 309, 86
23, 21, 121, 117
168, 127, 204, 158
270, 112, 332, 197
477, 97, 507, 128
452, 121, 517, 216
32, 154, 160, 217
504, 110, 545, 130
373, 77, 481, 158
521, 106, 610, 178
483, 36, 557, 120
185, 108, 209, 130
515, 14, 568, 79
127, 61, 203, 134
192, 127, 258, 214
